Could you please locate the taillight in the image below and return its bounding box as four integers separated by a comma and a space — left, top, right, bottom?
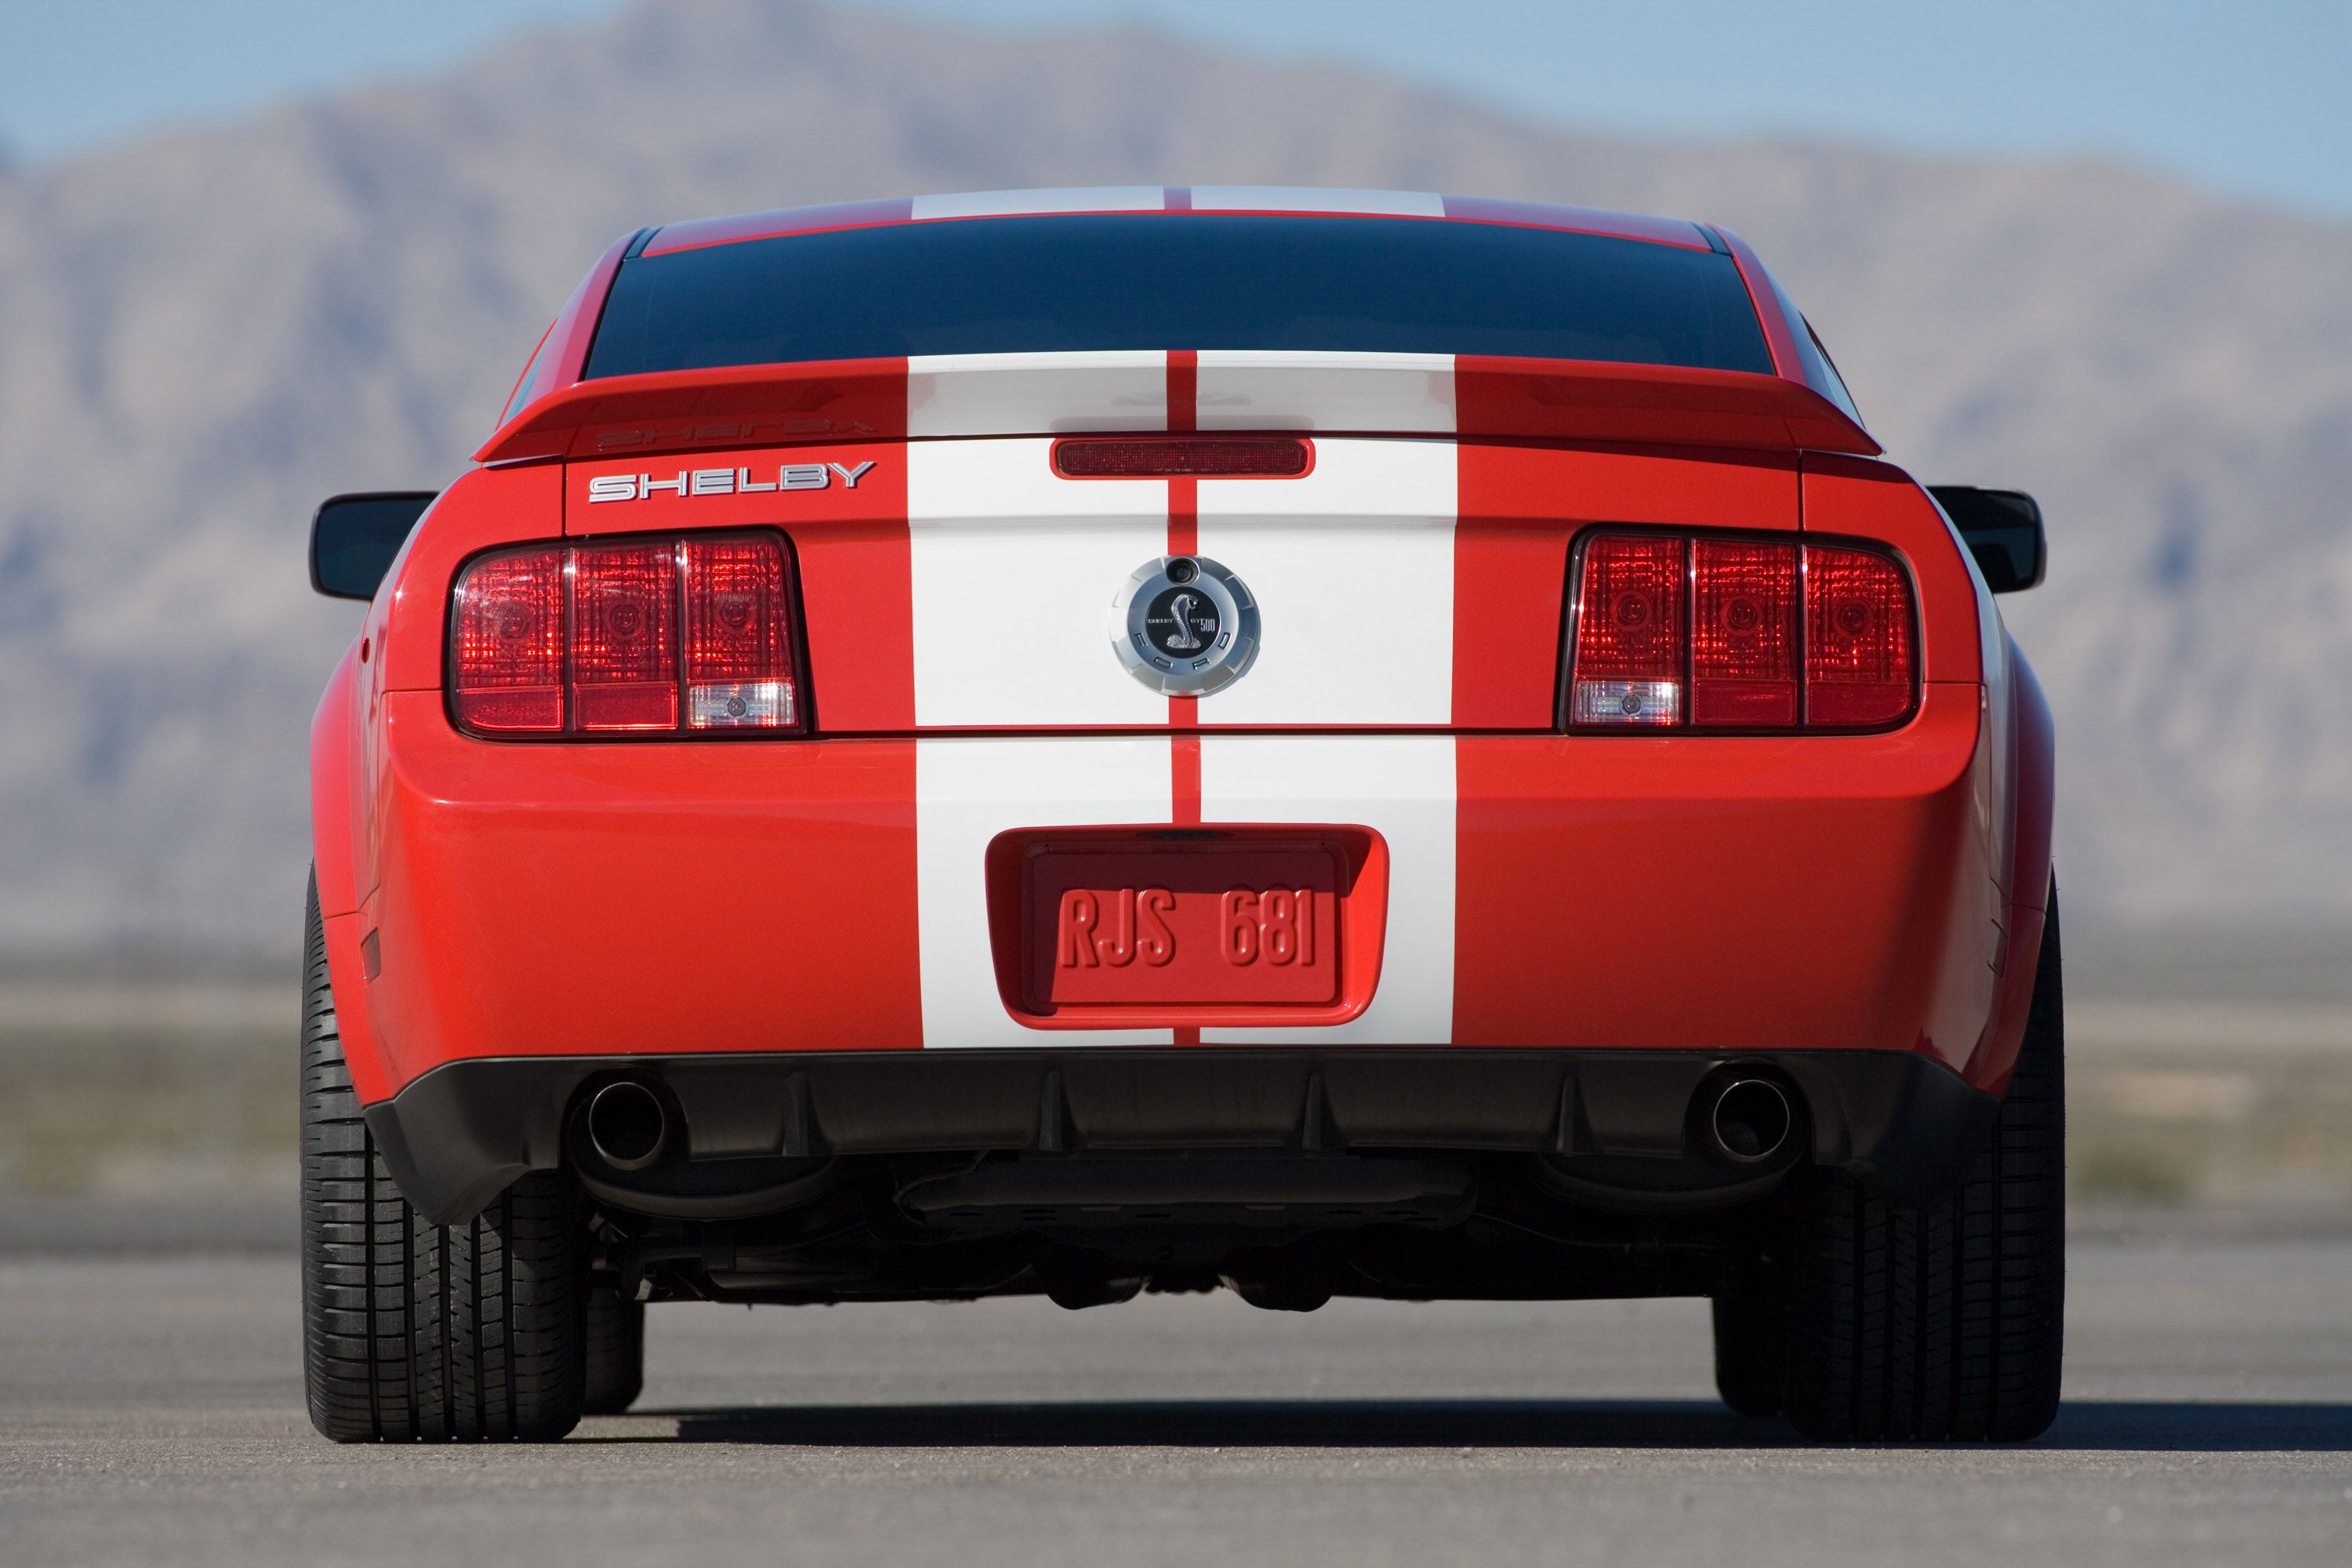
451, 548, 564, 732
569, 543, 679, 731
1692, 539, 1799, 727
1566, 531, 1915, 731
682, 536, 794, 729
1567, 535, 1684, 726
451, 532, 804, 738
1802, 546, 1916, 728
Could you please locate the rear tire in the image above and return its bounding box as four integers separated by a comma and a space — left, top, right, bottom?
300, 874, 589, 1442
1777, 885, 2066, 1442
583, 1288, 646, 1415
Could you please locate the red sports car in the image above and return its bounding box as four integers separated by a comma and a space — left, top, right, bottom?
302, 187, 2060, 1443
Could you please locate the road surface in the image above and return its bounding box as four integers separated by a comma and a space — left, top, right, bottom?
2, 1229, 2348, 1566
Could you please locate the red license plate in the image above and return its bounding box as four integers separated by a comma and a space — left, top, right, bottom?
1022, 843, 1342, 1011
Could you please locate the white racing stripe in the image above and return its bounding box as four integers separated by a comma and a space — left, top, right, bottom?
1195, 350, 1456, 434
1193, 437, 1458, 726
908, 435, 1170, 728
908, 350, 1168, 437
916, 737, 1174, 1049
910, 187, 1167, 219
1189, 187, 1446, 217
1199, 735, 1457, 1045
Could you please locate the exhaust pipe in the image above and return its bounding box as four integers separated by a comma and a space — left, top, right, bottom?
1704, 1076, 1795, 1164
585, 1080, 673, 1172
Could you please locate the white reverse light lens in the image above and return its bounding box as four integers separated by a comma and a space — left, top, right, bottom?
687, 680, 793, 729
1572, 679, 1680, 726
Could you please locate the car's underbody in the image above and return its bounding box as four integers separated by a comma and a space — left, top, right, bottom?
366, 1047, 1991, 1308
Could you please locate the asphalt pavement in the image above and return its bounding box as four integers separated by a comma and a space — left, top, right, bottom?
3, 1229, 2350, 1566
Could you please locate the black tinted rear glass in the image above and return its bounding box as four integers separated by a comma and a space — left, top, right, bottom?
584, 215, 1773, 378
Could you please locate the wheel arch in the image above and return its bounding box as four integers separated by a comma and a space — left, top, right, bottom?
1964, 636, 2056, 1093
310, 641, 365, 917
310, 642, 395, 1103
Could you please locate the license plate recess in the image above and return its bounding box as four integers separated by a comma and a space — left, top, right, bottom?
985, 827, 1388, 1029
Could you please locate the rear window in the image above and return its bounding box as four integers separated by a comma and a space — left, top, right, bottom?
583, 215, 1773, 379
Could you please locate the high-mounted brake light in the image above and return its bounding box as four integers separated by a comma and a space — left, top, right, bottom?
451, 532, 804, 738
1566, 531, 1916, 732
1054, 437, 1312, 478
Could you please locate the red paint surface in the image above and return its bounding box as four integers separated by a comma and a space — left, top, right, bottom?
1453, 357, 1874, 456
309, 642, 364, 917
1166, 349, 1198, 434
1965, 643, 2057, 1092
361, 698, 922, 1090
1452, 684, 1998, 1071
478, 358, 912, 466
1171, 733, 1203, 826
322, 910, 393, 1102
1164, 350, 1200, 729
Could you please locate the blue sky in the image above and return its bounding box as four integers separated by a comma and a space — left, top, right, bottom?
2, 0, 2345, 220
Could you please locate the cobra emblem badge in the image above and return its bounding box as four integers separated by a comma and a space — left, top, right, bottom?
1110, 555, 1259, 696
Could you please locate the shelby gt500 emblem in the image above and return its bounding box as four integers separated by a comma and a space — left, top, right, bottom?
1110, 555, 1259, 696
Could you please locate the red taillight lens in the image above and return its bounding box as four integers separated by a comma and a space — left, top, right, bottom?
1567, 531, 1915, 732
1691, 539, 1799, 726
1804, 546, 1917, 728
682, 535, 796, 729
568, 543, 678, 731
1569, 534, 1685, 725
452, 547, 564, 731
449, 532, 802, 738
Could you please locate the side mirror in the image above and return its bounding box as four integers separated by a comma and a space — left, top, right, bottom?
310, 492, 436, 601
1928, 485, 2045, 593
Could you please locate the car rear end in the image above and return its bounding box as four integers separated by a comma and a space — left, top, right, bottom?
303, 190, 2061, 1443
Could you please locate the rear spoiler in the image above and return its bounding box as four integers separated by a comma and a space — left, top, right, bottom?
474, 353, 1879, 466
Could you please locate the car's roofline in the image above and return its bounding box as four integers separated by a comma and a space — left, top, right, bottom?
483, 194, 1862, 454
637, 187, 1718, 258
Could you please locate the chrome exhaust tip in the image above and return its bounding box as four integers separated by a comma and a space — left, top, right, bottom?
584, 1080, 673, 1173
1707, 1077, 1795, 1165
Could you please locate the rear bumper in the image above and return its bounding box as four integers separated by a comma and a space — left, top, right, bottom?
367, 1045, 1994, 1225
343, 681, 2002, 1107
